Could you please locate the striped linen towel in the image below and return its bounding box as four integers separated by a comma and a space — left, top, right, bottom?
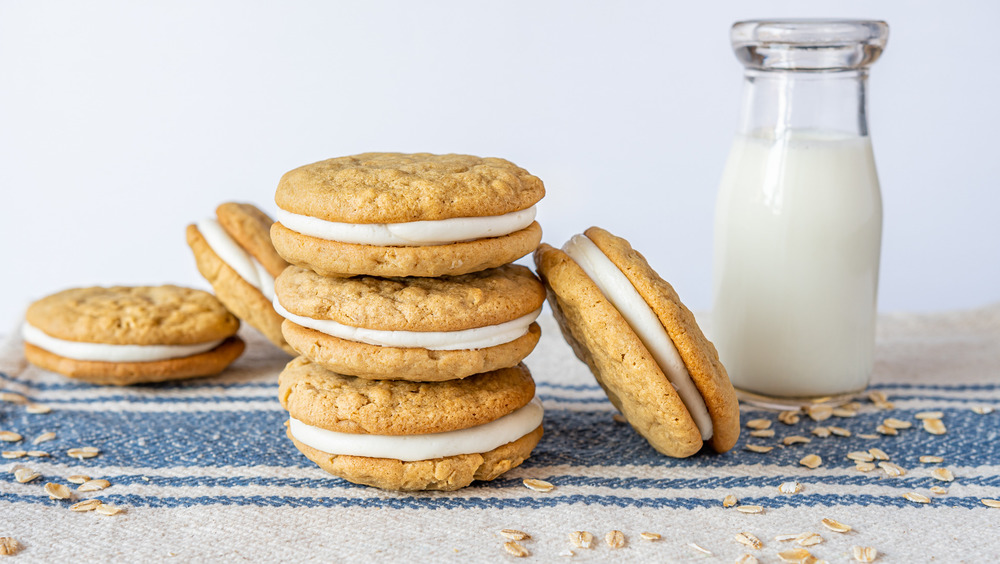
1, 306, 999, 562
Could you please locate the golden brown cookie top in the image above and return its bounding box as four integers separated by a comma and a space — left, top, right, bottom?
278, 357, 536, 435
25, 285, 240, 346
215, 202, 288, 278
275, 264, 545, 332
583, 227, 740, 454
275, 153, 545, 223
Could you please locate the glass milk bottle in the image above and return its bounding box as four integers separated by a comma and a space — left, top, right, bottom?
712, 20, 889, 406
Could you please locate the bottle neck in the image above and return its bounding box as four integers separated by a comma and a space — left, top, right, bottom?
737, 69, 870, 138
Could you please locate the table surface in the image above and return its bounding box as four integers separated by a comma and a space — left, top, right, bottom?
2, 306, 999, 562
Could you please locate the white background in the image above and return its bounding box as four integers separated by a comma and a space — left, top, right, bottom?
2, 1, 997, 326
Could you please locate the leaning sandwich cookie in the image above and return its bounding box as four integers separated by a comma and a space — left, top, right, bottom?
534, 227, 740, 457
22, 285, 244, 385
273, 265, 545, 381
279, 357, 543, 491
270, 153, 544, 278
187, 202, 295, 354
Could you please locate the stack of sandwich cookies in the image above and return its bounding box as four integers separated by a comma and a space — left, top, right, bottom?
279, 357, 543, 491
271, 153, 544, 278
22, 285, 244, 385
274, 264, 544, 381
187, 202, 294, 354
535, 227, 740, 458
271, 152, 547, 490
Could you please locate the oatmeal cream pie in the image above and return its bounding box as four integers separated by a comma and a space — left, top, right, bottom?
534, 227, 740, 458
271, 153, 544, 278
274, 264, 545, 381
22, 285, 244, 385
187, 202, 294, 354
279, 357, 544, 491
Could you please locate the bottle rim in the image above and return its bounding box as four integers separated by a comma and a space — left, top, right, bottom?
731, 19, 889, 71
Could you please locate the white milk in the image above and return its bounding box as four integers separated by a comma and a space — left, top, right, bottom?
712, 129, 882, 398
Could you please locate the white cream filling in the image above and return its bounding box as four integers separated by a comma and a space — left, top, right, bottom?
274, 299, 540, 351
289, 396, 543, 461
563, 234, 714, 441
275, 206, 536, 246
21, 323, 224, 363
197, 218, 276, 302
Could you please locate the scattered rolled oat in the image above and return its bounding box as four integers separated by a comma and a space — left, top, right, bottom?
746, 418, 772, 430
796, 532, 823, 547
882, 417, 911, 430
44, 482, 71, 500
67, 475, 91, 484
868, 448, 890, 461
26, 450, 49, 458
723, 494, 738, 508
14, 467, 40, 483
95, 504, 123, 516
734, 532, 762, 549
782, 436, 811, 446
876, 425, 897, 436
828, 426, 851, 437
70, 499, 103, 512
810, 427, 831, 438
749, 429, 775, 438
25, 403, 52, 414
778, 411, 801, 425
735, 555, 759, 564
736, 505, 764, 514
558, 549, 574, 557
855, 462, 876, 472
919, 455, 943, 464
931, 468, 954, 482
774, 534, 800, 542
745, 445, 773, 454
832, 407, 857, 418
32, 432, 56, 445
778, 482, 802, 494
639, 532, 660, 541
499, 529, 529, 541
922, 418, 947, 435
867, 391, 886, 403
503, 541, 529, 558
0, 537, 20, 556
1, 451, 26, 459
799, 454, 822, 469
875, 401, 895, 410
930, 486, 948, 495
902, 492, 930, 504
972, 406, 995, 415
847, 451, 874, 462
569, 531, 593, 549
0, 431, 23, 442
612, 413, 627, 424
0, 392, 27, 404
777, 548, 814, 563
857, 434, 879, 439
821, 518, 851, 533
522, 478, 554, 492
981, 499, 1000, 508
67, 446, 100, 460
840, 401, 862, 411
852, 545, 878, 562
604, 530, 625, 549
878, 461, 906, 477
915, 411, 943, 420
687, 543, 712, 555
806, 405, 833, 421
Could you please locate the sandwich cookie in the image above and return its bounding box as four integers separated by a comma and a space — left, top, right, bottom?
279, 357, 544, 491
23, 285, 244, 385
187, 202, 294, 354
271, 153, 544, 278
534, 227, 740, 457
274, 264, 545, 381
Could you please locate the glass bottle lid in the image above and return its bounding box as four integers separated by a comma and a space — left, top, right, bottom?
732, 20, 889, 71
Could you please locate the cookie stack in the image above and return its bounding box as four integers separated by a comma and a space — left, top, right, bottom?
270, 153, 547, 491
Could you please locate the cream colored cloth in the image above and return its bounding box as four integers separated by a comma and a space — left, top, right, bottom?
1, 305, 999, 562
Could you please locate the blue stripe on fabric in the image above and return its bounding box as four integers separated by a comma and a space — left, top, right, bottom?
0, 491, 992, 510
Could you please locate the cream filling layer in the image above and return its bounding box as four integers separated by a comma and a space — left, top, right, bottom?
563, 234, 714, 441
21, 323, 224, 363
275, 206, 536, 246
274, 299, 541, 351
197, 219, 275, 302
288, 396, 543, 462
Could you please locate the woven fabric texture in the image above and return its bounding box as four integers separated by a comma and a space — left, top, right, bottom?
1, 306, 999, 562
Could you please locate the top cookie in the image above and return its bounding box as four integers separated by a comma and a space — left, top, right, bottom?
215, 202, 288, 278
25, 285, 240, 346
275, 153, 545, 223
